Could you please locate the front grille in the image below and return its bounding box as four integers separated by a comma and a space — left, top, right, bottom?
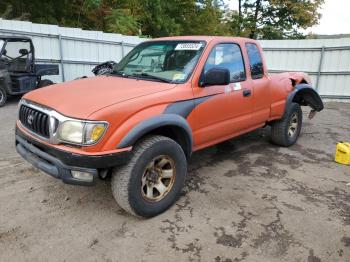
19, 105, 50, 138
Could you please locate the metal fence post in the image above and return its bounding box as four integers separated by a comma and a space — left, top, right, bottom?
316, 46, 325, 91
58, 34, 65, 82
121, 41, 125, 58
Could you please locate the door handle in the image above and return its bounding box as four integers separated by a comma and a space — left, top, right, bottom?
243, 89, 251, 97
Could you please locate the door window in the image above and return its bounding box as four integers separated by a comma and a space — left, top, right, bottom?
246, 43, 264, 79
204, 43, 246, 82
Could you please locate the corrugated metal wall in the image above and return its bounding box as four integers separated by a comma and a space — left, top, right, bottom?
0, 19, 144, 82
260, 38, 350, 99
1, 19, 349, 99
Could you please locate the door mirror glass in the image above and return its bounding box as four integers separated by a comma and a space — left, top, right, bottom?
200, 67, 230, 87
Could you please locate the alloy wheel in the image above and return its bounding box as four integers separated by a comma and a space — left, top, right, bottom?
288, 112, 298, 137
141, 155, 176, 202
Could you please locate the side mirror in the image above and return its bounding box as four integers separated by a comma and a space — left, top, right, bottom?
200, 67, 230, 87
19, 49, 29, 56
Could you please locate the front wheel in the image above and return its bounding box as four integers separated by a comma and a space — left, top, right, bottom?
270, 102, 302, 147
111, 136, 187, 218
0, 86, 7, 107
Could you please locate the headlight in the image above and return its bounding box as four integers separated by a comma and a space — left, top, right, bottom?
57, 120, 108, 145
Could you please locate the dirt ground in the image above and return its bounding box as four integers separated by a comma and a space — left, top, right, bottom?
0, 97, 349, 262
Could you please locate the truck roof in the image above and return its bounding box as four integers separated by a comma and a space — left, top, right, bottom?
149, 36, 257, 44
0, 35, 32, 41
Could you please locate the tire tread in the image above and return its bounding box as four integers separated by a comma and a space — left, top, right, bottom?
111, 135, 184, 217
0, 86, 7, 107
270, 102, 302, 147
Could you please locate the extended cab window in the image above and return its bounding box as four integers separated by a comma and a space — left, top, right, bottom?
204, 43, 246, 82
246, 43, 264, 79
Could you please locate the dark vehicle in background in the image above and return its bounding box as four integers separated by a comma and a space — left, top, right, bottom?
76, 61, 117, 80
0, 36, 59, 107
92, 60, 117, 76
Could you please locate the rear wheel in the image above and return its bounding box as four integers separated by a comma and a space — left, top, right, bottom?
270, 102, 302, 146
0, 86, 7, 107
111, 136, 187, 218
37, 79, 54, 88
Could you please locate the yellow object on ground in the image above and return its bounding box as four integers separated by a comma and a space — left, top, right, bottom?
335, 142, 350, 165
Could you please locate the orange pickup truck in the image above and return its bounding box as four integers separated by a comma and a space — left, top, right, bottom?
15, 36, 323, 217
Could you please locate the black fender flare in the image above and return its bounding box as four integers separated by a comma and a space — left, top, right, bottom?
284, 84, 324, 117
117, 114, 193, 157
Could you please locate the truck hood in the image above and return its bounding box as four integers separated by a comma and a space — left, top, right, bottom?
24, 76, 176, 119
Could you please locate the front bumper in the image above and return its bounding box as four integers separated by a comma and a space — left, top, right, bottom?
15, 128, 131, 186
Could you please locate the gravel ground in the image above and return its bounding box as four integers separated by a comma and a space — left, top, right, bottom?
0, 97, 349, 262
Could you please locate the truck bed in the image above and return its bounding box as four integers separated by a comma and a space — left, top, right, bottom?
35, 64, 59, 76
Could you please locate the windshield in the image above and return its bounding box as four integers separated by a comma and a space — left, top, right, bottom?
113, 41, 206, 83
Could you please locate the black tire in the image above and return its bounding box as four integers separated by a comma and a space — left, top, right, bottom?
0, 86, 7, 107
270, 102, 302, 147
111, 136, 187, 218
37, 79, 54, 88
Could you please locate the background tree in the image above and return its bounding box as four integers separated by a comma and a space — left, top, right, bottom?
230, 0, 324, 39
0, 0, 324, 39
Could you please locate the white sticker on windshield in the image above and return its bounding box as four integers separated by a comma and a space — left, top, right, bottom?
175, 43, 202, 50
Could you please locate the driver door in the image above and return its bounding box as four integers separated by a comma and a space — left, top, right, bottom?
191, 43, 253, 150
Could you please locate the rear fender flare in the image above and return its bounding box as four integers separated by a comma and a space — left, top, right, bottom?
117, 114, 193, 157
284, 84, 324, 117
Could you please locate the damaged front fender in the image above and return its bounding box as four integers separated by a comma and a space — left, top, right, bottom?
293, 84, 324, 111
285, 84, 324, 118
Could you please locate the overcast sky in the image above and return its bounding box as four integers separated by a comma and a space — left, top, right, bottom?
225, 0, 350, 35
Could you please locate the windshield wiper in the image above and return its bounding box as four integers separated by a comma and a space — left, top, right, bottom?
132, 73, 173, 83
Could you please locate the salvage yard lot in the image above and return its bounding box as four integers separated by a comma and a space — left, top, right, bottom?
0, 98, 349, 262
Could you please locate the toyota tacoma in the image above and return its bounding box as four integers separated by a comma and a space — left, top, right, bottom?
15, 36, 324, 217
